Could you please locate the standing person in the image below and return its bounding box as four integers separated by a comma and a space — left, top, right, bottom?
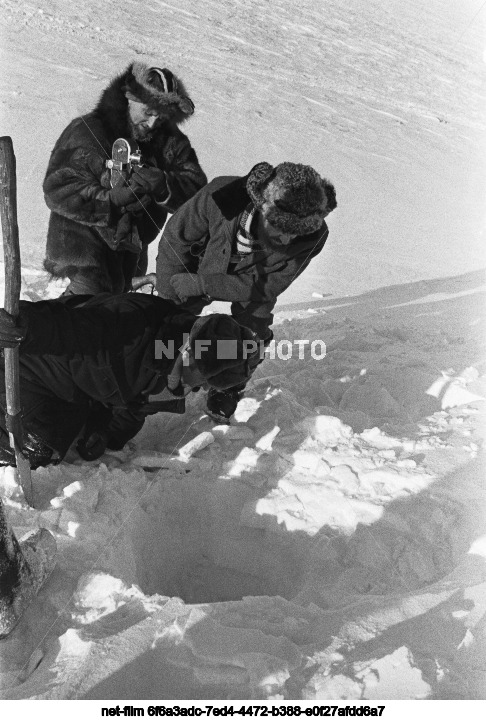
151, 161, 337, 422
43, 62, 207, 296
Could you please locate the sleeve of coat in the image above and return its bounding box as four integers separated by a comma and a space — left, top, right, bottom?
200, 229, 328, 303
43, 140, 115, 228
155, 184, 212, 300
155, 136, 207, 214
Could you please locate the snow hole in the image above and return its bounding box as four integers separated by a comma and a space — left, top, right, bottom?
130, 476, 304, 604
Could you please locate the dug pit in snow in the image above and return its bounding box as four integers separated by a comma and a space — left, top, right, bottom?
126, 471, 307, 604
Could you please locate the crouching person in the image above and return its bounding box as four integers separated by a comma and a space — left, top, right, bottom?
150, 161, 337, 422
0, 297, 257, 470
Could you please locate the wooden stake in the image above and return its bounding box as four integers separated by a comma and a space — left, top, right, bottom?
0, 136, 34, 507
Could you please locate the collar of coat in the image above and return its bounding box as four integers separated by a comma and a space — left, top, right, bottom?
211, 175, 328, 248
212, 175, 253, 220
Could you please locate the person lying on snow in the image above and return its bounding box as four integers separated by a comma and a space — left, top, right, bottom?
0, 295, 258, 637
135, 161, 337, 423
0, 293, 258, 470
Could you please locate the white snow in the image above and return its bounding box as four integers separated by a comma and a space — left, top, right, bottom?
0, 276, 484, 699
0, 0, 485, 703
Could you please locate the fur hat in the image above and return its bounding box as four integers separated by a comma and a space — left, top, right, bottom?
122, 62, 195, 119
246, 161, 337, 236
189, 315, 258, 390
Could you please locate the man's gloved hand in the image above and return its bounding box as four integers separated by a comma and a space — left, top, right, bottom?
76, 431, 107, 462
109, 175, 147, 208
124, 193, 152, 214
170, 273, 204, 302
109, 184, 138, 208
0, 308, 26, 348
131, 166, 168, 199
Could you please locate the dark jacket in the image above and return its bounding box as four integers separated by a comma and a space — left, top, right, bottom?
156, 174, 328, 306
43, 71, 207, 282
0, 294, 195, 460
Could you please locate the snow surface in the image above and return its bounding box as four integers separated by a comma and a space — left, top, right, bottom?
1, 270, 485, 700
0, 0, 485, 298
0, 0, 486, 702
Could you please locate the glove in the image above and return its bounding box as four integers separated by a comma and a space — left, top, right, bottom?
0, 308, 26, 348
124, 193, 152, 214
170, 273, 204, 302
131, 165, 168, 199
109, 176, 147, 208
76, 431, 107, 461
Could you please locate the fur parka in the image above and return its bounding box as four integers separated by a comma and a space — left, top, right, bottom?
43, 65, 207, 292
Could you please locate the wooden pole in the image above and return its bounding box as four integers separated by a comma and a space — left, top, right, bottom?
0, 136, 34, 507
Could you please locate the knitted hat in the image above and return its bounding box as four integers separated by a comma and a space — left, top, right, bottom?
189, 315, 259, 390
122, 62, 195, 118
246, 161, 337, 236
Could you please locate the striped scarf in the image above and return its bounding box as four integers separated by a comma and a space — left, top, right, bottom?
230, 204, 257, 262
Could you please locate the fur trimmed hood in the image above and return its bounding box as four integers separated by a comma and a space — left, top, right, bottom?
246, 162, 337, 236
123, 62, 195, 119
94, 62, 195, 140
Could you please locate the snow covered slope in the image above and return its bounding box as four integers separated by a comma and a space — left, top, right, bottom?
1, 269, 485, 700
0, 0, 485, 702
0, 0, 485, 298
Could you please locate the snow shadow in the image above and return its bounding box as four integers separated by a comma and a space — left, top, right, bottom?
77, 450, 485, 700
3, 269, 484, 699
71, 267, 485, 611
290, 454, 486, 700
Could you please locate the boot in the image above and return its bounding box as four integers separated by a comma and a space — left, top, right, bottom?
0, 500, 57, 638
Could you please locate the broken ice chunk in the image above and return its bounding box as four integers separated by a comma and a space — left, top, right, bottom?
426, 374, 485, 409
178, 431, 215, 461
299, 415, 353, 445
256, 426, 280, 451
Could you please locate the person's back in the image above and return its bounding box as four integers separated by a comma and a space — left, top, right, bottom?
0, 293, 195, 467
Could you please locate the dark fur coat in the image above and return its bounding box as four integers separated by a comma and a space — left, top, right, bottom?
43, 67, 207, 289
0, 294, 195, 459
